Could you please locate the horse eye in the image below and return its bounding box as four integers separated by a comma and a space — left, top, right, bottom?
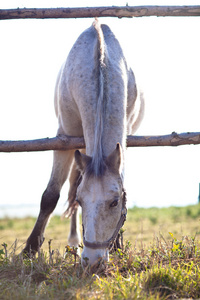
110, 199, 119, 208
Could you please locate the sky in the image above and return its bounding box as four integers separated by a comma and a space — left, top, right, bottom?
0, 0, 200, 217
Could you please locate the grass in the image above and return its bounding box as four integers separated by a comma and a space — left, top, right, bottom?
1, 205, 200, 299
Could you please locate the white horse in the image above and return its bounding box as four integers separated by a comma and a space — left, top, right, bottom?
23, 19, 144, 266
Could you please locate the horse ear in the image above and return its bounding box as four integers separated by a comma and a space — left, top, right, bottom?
74, 150, 92, 173
106, 143, 122, 174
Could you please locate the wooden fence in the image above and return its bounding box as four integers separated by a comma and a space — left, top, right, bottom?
0, 6, 200, 19
0, 5, 200, 152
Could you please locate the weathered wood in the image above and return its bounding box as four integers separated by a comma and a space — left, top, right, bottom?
127, 132, 200, 147
0, 132, 200, 152
0, 135, 85, 152
0, 6, 200, 20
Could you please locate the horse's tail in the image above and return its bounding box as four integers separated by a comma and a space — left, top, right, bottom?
91, 18, 107, 176
93, 18, 105, 68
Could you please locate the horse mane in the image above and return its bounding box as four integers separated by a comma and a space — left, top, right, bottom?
89, 18, 107, 177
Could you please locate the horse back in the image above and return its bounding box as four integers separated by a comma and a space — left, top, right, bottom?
55, 21, 140, 155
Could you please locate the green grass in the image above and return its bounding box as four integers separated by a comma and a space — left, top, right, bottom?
1, 205, 200, 299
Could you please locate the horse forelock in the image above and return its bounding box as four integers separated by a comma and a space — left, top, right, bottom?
85, 157, 106, 178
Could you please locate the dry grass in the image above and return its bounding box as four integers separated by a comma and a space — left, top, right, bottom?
1, 205, 200, 299
1, 234, 200, 299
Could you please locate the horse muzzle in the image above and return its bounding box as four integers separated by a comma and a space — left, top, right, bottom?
81, 246, 109, 268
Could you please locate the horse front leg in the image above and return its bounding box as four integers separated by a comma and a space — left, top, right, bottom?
22, 150, 74, 256
68, 208, 80, 249
66, 160, 83, 248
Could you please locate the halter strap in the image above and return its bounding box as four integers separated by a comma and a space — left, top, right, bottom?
82, 189, 127, 250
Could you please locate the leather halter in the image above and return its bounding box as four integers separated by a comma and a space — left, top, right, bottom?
82, 188, 127, 250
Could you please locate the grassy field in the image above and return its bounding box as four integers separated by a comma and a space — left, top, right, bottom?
1, 205, 200, 299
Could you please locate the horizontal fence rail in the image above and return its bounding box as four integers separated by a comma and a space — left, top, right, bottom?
0, 132, 200, 152
0, 6, 200, 20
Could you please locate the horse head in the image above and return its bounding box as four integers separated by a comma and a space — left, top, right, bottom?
75, 143, 127, 267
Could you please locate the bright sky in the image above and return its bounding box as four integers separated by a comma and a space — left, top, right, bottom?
0, 1, 200, 217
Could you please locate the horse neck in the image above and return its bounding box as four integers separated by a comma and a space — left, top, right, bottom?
88, 81, 127, 176
85, 21, 127, 176
89, 62, 127, 176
